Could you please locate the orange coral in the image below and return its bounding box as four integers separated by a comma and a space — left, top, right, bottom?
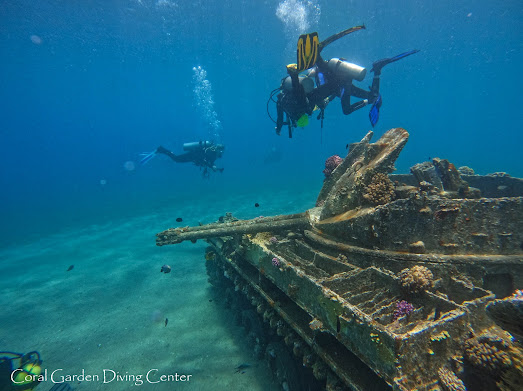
363, 173, 395, 206
464, 335, 512, 376
438, 367, 466, 391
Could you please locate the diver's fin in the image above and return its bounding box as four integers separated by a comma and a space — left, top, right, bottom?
318, 25, 365, 52
139, 150, 158, 165
369, 94, 382, 127
371, 49, 420, 74
297, 32, 319, 71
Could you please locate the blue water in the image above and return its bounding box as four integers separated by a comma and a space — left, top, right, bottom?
0, 1, 521, 388
1, 0, 522, 245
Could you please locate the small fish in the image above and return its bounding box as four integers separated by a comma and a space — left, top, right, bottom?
66, 265, 74, 272
235, 363, 250, 373
209, 299, 213, 302
345, 144, 349, 149
165, 318, 168, 327
160, 265, 171, 274
433, 306, 441, 321
176, 217, 183, 222
254, 203, 260, 208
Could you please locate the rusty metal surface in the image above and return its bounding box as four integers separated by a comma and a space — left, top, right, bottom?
234, 233, 501, 389
156, 213, 309, 245
315, 196, 523, 255
156, 128, 523, 390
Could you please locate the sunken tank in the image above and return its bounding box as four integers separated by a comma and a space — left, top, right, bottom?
156, 128, 523, 391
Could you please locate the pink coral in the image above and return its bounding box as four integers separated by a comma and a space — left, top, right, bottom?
323, 155, 343, 177
393, 300, 414, 320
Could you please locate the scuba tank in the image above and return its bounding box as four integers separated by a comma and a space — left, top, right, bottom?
327, 58, 367, 82
282, 75, 315, 94
183, 141, 212, 152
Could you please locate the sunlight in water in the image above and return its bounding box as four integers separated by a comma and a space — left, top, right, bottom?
275, 0, 321, 36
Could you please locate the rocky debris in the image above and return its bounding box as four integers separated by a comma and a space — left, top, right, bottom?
411, 161, 444, 190
433, 158, 465, 192
411, 158, 481, 198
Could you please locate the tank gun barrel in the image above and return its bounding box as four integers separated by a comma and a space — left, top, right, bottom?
156, 212, 310, 246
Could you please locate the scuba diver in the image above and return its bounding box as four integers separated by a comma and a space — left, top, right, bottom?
1, 351, 42, 391
0, 350, 73, 391
140, 140, 225, 178
267, 25, 419, 137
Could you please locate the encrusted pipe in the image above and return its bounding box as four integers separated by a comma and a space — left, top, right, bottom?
156, 213, 310, 245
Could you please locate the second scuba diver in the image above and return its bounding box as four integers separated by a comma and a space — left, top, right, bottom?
268, 25, 419, 137
140, 140, 225, 178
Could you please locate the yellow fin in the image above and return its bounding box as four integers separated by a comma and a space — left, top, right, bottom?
297, 32, 319, 71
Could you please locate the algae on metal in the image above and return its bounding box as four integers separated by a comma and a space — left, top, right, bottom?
156, 128, 523, 391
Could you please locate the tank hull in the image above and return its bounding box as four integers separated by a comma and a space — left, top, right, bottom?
157, 128, 523, 390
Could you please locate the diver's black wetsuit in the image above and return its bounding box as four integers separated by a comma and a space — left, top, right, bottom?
313, 54, 380, 115
274, 47, 418, 137
275, 53, 380, 136
156, 142, 224, 177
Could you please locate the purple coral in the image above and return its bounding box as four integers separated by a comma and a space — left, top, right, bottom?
323, 155, 343, 177
269, 236, 278, 244
272, 257, 280, 267
393, 300, 414, 320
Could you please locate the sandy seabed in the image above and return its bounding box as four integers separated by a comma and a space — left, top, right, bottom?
0, 188, 317, 390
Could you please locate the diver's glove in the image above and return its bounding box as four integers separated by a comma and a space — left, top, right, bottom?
369, 94, 382, 127
286, 63, 299, 75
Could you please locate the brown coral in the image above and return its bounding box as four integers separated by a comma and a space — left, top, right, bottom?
399, 265, 434, 293
464, 335, 512, 376
499, 345, 523, 391
438, 367, 466, 391
363, 172, 395, 206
